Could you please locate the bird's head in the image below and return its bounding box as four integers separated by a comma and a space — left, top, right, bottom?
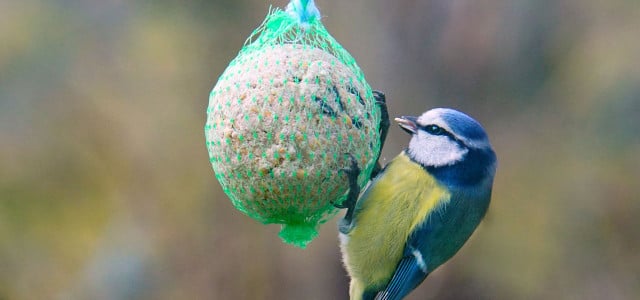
395, 108, 496, 175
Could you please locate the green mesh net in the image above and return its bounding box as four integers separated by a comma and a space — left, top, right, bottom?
205, 1, 381, 248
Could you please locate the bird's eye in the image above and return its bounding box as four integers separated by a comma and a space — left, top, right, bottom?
424, 124, 445, 135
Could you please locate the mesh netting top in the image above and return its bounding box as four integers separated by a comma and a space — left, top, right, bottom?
205, 6, 381, 248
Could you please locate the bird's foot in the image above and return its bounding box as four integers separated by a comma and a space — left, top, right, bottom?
371, 91, 389, 180
332, 154, 361, 219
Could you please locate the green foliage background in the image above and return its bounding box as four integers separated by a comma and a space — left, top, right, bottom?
1, 0, 638, 299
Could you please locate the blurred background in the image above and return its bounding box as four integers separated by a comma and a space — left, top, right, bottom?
1, 0, 639, 299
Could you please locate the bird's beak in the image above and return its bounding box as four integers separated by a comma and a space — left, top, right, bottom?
395, 116, 418, 135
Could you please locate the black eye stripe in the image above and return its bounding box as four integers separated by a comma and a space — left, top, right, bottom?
419, 124, 447, 135
419, 124, 469, 148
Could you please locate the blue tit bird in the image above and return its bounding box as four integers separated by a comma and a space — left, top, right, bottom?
338, 108, 497, 300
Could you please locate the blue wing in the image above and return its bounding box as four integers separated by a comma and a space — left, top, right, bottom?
373, 249, 429, 300
373, 219, 436, 300
375, 190, 491, 300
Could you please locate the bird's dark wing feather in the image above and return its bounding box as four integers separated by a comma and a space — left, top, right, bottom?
373, 251, 428, 300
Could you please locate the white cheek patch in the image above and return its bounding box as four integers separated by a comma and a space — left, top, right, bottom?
408, 132, 468, 167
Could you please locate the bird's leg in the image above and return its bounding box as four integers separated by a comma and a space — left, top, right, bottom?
333, 154, 361, 231
370, 90, 390, 179
374, 90, 390, 147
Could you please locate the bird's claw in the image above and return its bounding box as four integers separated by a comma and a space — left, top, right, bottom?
340, 153, 361, 178
333, 154, 361, 230
371, 90, 389, 180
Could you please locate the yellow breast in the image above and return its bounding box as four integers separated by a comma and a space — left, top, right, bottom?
342, 152, 450, 290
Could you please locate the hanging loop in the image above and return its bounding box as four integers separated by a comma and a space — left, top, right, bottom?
286, 0, 321, 25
